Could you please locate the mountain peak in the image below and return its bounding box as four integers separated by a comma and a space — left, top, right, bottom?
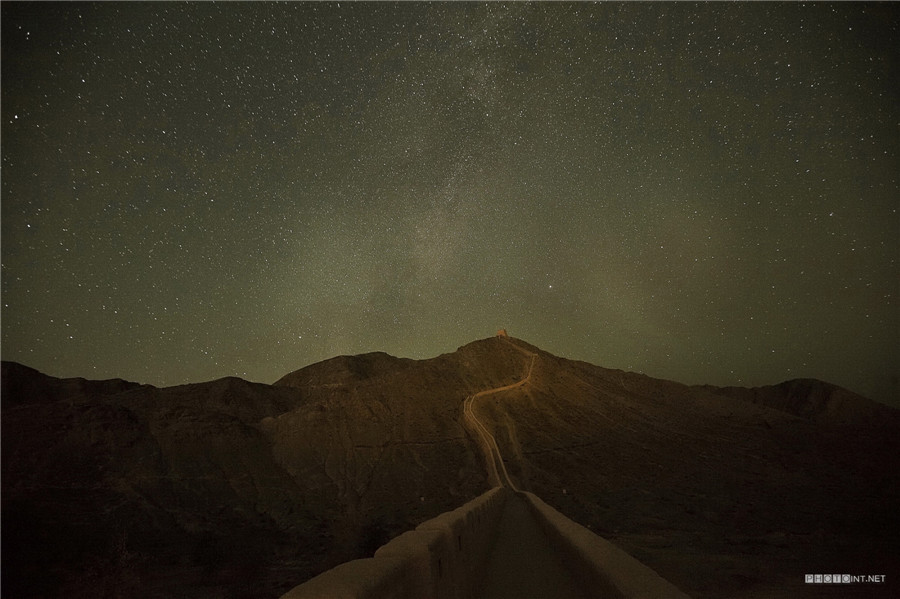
4, 340, 899, 598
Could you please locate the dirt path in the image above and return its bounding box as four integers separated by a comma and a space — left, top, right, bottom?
475, 494, 589, 599
462, 339, 536, 489
463, 340, 589, 598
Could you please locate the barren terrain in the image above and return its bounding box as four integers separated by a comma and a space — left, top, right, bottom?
3, 336, 898, 598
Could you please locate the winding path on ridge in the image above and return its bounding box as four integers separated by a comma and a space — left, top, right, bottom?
462, 339, 589, 599
462, 338, 536, 490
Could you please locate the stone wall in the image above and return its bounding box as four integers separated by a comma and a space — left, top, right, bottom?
280, 487, 509, 599
521, 492, 692, 599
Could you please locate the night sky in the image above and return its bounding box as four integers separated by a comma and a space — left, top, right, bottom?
2, 3, 898, 406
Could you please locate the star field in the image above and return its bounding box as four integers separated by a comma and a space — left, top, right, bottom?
2, 3, 898, 405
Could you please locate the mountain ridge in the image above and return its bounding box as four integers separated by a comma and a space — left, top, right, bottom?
697, 377, 899, 427
2, 336, 898, 598
5, 335, 893, 425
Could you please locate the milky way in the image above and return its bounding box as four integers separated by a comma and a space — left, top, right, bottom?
2, 3, 898, 405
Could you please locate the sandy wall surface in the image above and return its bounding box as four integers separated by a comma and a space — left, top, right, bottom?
280, 487, 508, 599
522, 491, 692, 599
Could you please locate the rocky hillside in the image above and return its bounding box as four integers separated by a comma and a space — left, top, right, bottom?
698, 378, 900, 427
3, 337, 898, 598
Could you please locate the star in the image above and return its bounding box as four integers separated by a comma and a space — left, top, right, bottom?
0, 2, 896, 406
